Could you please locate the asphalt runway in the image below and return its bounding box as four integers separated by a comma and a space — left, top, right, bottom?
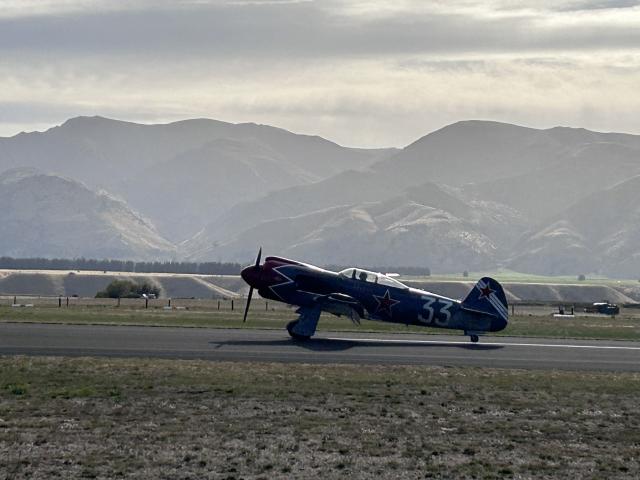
1, 323, 639, 371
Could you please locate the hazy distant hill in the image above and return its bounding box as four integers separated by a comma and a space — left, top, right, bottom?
509, 176, 640, 277
0, 116, 395, 240
183, 169, 400, 257
374, 121, 554, 186
201, 121, 562, 240
0, 168, 175, 260
184, 120, 640, 275
122, 137, 318, 240
465, 141, 640, 222
185, 183, 527, 272
0, 116, 392, 186
192, 121, 640, 241
375, 121, 640, 189
3, 117, 640, 276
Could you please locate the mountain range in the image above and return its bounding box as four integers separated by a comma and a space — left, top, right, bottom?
0, 116, 394, 242
2, 116, 640, 277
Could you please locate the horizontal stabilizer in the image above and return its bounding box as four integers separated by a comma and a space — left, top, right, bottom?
461, 277, 508, 322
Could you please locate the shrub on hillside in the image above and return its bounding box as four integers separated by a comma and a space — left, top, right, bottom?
96, 280, 160, 298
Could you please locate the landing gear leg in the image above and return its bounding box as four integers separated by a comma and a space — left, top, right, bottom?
470, 334, 479, 343
286, 319, 310, 341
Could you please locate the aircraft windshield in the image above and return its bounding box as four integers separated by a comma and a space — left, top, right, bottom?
338, 268, 407, 289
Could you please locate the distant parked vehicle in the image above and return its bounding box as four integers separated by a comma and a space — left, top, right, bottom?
584, 302, 620, 315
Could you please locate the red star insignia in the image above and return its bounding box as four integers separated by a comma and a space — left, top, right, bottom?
478, 284, 494, 300
373, 289, 400, 316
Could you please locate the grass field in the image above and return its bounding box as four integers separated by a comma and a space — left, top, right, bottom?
2, 303, 640, 341
1, 356, 639, 479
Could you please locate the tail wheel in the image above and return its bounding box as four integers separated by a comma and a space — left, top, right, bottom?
287, 320, 310, 341
470, 334, 479, 343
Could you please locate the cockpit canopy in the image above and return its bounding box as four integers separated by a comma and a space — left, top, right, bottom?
338, 268, 408, 289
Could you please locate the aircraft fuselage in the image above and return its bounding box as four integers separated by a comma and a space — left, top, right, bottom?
241, 256, 508, 340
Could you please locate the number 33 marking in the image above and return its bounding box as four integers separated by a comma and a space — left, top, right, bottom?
419, 296, 452, 326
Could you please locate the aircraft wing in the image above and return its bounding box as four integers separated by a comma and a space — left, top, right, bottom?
312, 292, 364, 324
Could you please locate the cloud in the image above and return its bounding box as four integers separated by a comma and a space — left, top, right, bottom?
554, 1, 640, 11
2, 51, 639, 147
1, 0, 640, 58
0, 1, 639, 146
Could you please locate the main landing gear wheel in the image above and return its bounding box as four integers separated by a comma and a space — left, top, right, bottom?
470, 334, 479, 343
286, 320, 310, 341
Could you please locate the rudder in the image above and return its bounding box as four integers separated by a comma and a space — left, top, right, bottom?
461, 277, 508, 322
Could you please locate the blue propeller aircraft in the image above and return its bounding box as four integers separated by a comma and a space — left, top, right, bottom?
241, 249, 509, 342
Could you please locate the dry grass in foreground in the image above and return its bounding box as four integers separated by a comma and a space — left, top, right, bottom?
1, 357, 640, 479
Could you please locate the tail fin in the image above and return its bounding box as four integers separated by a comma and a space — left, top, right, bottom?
461, 277, 509, 322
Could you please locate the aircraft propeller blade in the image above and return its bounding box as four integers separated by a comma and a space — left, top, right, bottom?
243, 286, 254, 323
243, 247, 262, 323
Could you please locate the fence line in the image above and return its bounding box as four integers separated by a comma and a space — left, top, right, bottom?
0, 295, 285, 312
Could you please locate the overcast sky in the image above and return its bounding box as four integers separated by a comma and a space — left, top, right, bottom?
1, 0, 639, 147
